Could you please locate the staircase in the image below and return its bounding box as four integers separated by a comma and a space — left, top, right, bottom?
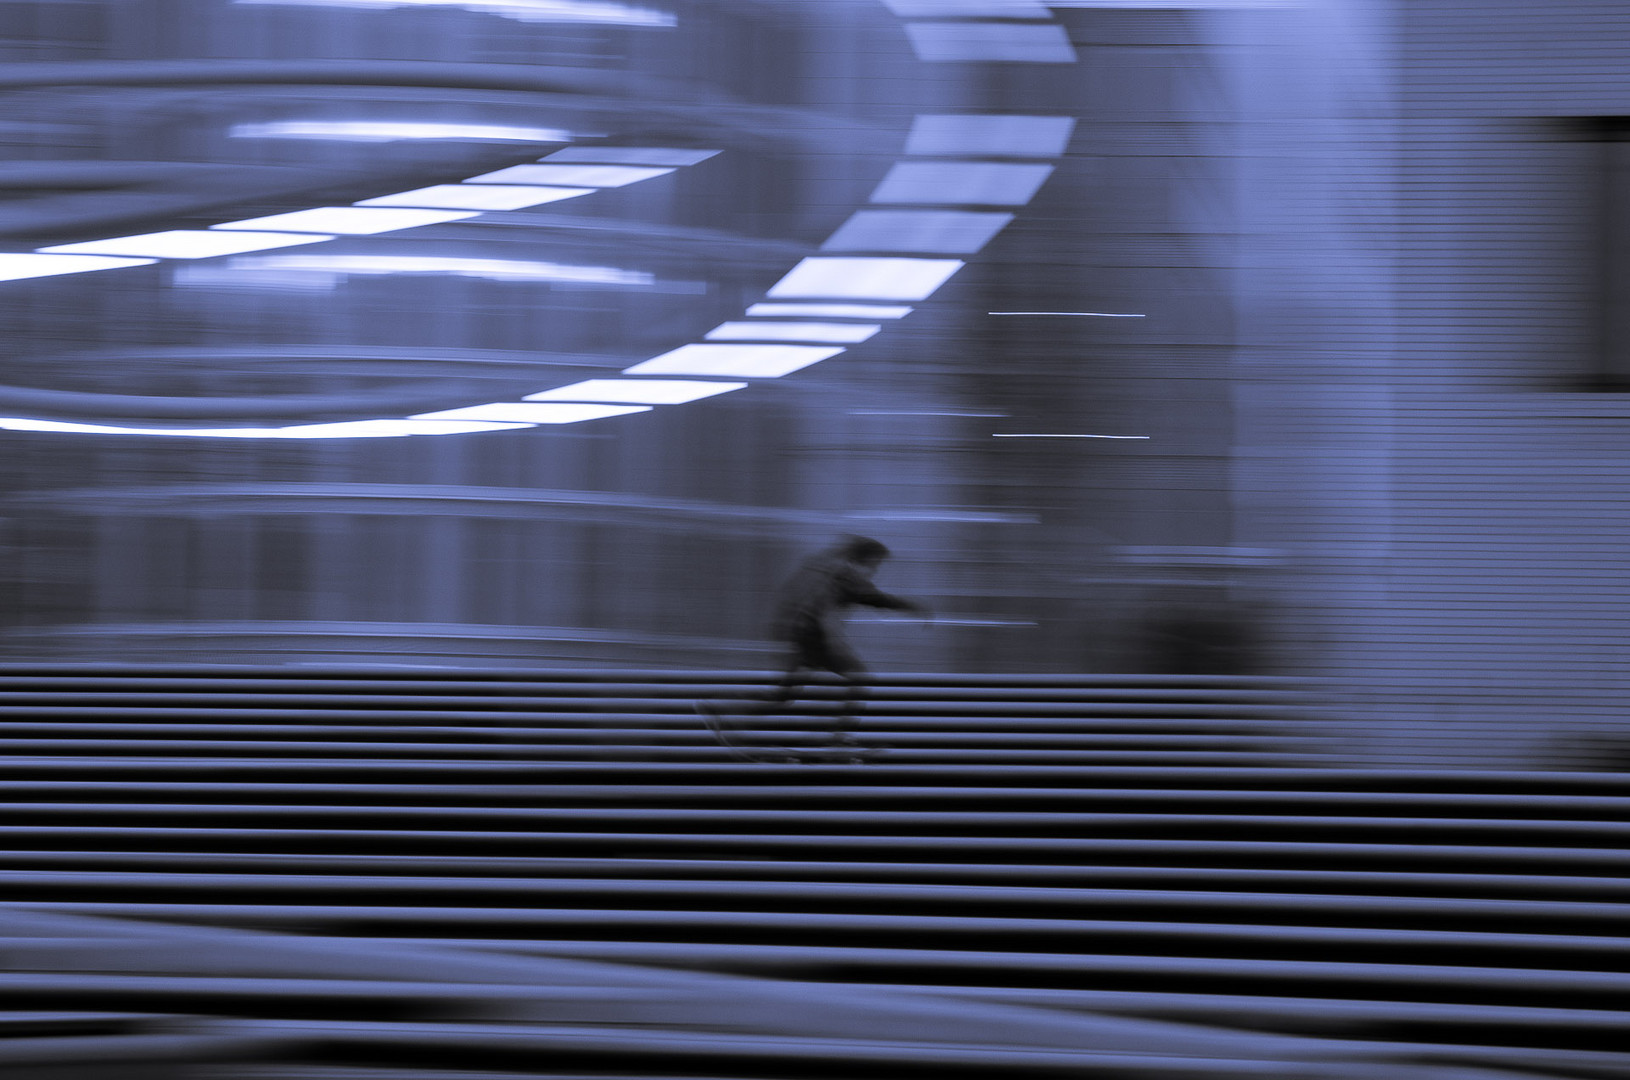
0, 666, 1624, 1080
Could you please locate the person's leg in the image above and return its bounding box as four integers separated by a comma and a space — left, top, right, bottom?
824, 642, 870, 744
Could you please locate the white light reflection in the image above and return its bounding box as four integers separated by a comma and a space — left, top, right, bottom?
411, 402, 652, 423
212, 207, 479, 235
767, 257, 963, 301
39, 231, 333, 259
357, 185, 592, 210
745, 303, 913, 319
882, 0, 1051, 14
229, 121, 574, 143
989, 311, 1147, 317
822, 209, 1013, 255
0, 417, 530, 438
542, 147, 719, 166
0, 253, 157, 282
525, 379, 745, 405
176, 254, 654, 288
993, 433, 1151, 439
232, 0, 677, 27
705, 321, 881, 344
625, 344, 844, 378
870, 162, 1055, 206
466, 164, 675, 187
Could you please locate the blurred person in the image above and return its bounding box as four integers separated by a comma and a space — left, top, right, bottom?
701, 535, 930, 746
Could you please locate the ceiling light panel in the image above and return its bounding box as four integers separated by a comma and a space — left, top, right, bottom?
542, 147, 721, 167
0, 253, 157, 282
39, 231, 333, 259
745, 302, 914, 319
356, 185, 592, 210
212, 207, 479, 235
705, 321, 881, 344
904, 114, 1076, 157
412, 402, 652, 423
624, 344, 844, 378
905, 22, 1078, 63
821, 209, 1013, 255
882, 0, 1052, 14
766, 257, 964, 301
466, 164, 675, 187
229, 121, 572, 143
870, 162, 1055, 206
525, 379, 747, 404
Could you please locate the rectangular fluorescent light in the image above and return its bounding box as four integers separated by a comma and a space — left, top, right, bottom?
624, 344, 843, 378
870, 162, 1055, 206
745, 302, 913, 319
542, 147, 720, 167
229, 121, 573, 143
212, 207, 479, 235
525, 379, 746, 404
705, 321, 881, 344
766, 257, 963, 301
906, 22, 1078, 63
821, 209, 1012, 255
0, 253, 157, 282
38, 231, 333, 259
905, 114, 1076, 158
882, 0, 1052, 14
274, 419, 533, 437
411, 402, 652, 423
356, 185, 592, 210
231, 0, 677, 27
465, 164, 675, 187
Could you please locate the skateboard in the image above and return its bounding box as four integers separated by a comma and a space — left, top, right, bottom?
695, 701, 886, 764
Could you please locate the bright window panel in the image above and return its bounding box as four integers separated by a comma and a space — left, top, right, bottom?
229, 121, 572, 143
356, 185, 592, 210
870, 162, 1055, 206
465, 164, 675, 187
212, 207, 479, 235
624, 344, 843, 378
705, 321, 881, 344
39, 231, 333, 259
821, 209, 1012, 255
745, 302, 913, 319
526, 379, 746, 404
905, 114, 1076, 158
766, 257, 963, 301
0, 253, 157, 282
542, 147, 720, 166
410, 402, 652, 423
882, 0, 1051, 15
905, 22, 1077, 62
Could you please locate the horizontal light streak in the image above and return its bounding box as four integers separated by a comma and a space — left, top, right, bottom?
905, 114, 1076, 158
0, 417, 532, 438
822, 209, 1012, 255
466, 163, 675, 188
993, 433, 1151, 439
412, 402, 652, 424
231, 0, 677, 27
870, 161, 1055, 206
526, 379, 745, 405
357, 185, 592, 211
229, 121, 574, 143
705, 321, 881, 344
745, 303, 913, 320
212, 207, 479, 235
183, 254, 653, 286
543, 147, 719, 167
767, 257, 963, 301
988, 311, 1147, 317
39, 231, 333, 259
625, 343, 843, 378
882, 0, 1051, 15
0, 253, 157, 282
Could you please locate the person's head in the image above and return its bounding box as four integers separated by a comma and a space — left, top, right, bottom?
837, 535, 890, 570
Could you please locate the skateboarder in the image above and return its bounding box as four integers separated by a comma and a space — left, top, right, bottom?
704, 535, 931, 747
